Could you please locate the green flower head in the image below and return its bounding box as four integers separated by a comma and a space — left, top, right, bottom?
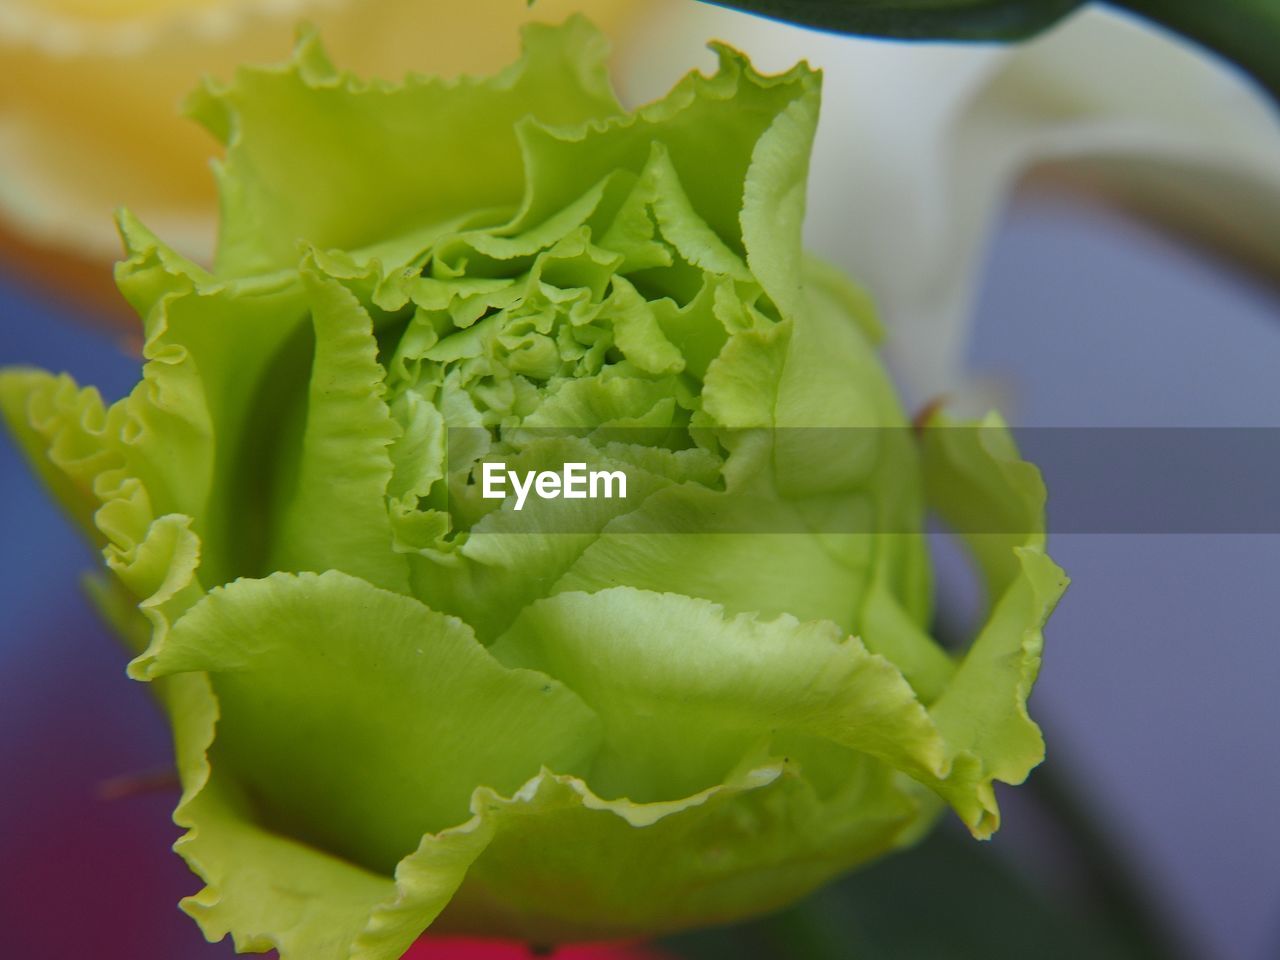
1, 17, 1066, 959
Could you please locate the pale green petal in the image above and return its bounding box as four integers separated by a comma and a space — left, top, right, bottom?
153, 654, 411, 960
268, 266, 409, 594
553, 484, 876, 631
929, 546, 1066, 836
511, 44, 815, 252
0, 369, 123, 545
141, 570, 602, 870
701, 322, 789, 429
189, 17, 623, 278
739, 70, 819, 321
0, 366, 208, 672
923, 412, 1049, 591
920, 413, 1069, 836
406, 435, 702, 640
492, 587, 950, 802
423, 761, 928, 943
129, 570, 607, 957
115, 210, 311, 585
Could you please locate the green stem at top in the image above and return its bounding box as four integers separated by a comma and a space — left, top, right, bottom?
698, 1, 1280, 104
1109, 0, 1280, 102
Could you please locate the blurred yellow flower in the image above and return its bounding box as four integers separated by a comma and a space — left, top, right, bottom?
0, 0, 637, 311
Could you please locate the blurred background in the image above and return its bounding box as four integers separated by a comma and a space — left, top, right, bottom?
2, 2, 1278, 958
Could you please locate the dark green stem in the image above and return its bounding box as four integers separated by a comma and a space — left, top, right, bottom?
699, 2, 1280, 105
1027, 758, 1195, 960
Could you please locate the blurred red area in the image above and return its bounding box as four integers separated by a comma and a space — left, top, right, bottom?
407, 940, 669, 959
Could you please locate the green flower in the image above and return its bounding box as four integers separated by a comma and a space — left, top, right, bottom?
0, 17, 1066, 959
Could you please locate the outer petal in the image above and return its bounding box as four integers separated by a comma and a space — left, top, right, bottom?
554, 486, 879, 631
509, 43, 817, 260
135, 569, 603, 957
920, 413, 1069, 836
739, 69, 818, 322
142, 570, 601, 866
188, 17, 624, 278
269, 264, 409, 594
114, 211, 310, 585
163, 668, 404, 959
0, 366, 206, 665
0, 369, 122, 544
420, 761, 928, 944
491, 587, 950, 803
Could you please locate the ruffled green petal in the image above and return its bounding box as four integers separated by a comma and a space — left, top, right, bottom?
96, 581, 453, 960
269, 265, 409, 594
129, 569, 606, 956
492, 587, 950, 802
0, 369, 123, 545
141, 570, 601, 869
115, 210, 311, 585
739, 70, 819, 321
423, 760, 928, 944
923, 411, 1051, 590
511, 44, 813, 251
920, 413, 1069, 836
189, 17, 623, 278
553, 484, 876, 630
405, 435, 706, 640
0, 365, 208, 670
165, 668, 404, 959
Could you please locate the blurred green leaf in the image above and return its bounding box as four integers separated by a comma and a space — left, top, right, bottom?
1113, 0, 1280, 101
662, 823, 1135, 960
661, 751, 1200, 960
698, 0, 1080, 40
699, 1, 1280, 101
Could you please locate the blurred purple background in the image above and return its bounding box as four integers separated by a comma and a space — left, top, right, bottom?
966, 190, 1280, 960
0, 283, 236, 956
2, 191, 1278, 959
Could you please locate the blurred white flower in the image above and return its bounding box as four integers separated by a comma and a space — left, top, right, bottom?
619, 6, 1280, 403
